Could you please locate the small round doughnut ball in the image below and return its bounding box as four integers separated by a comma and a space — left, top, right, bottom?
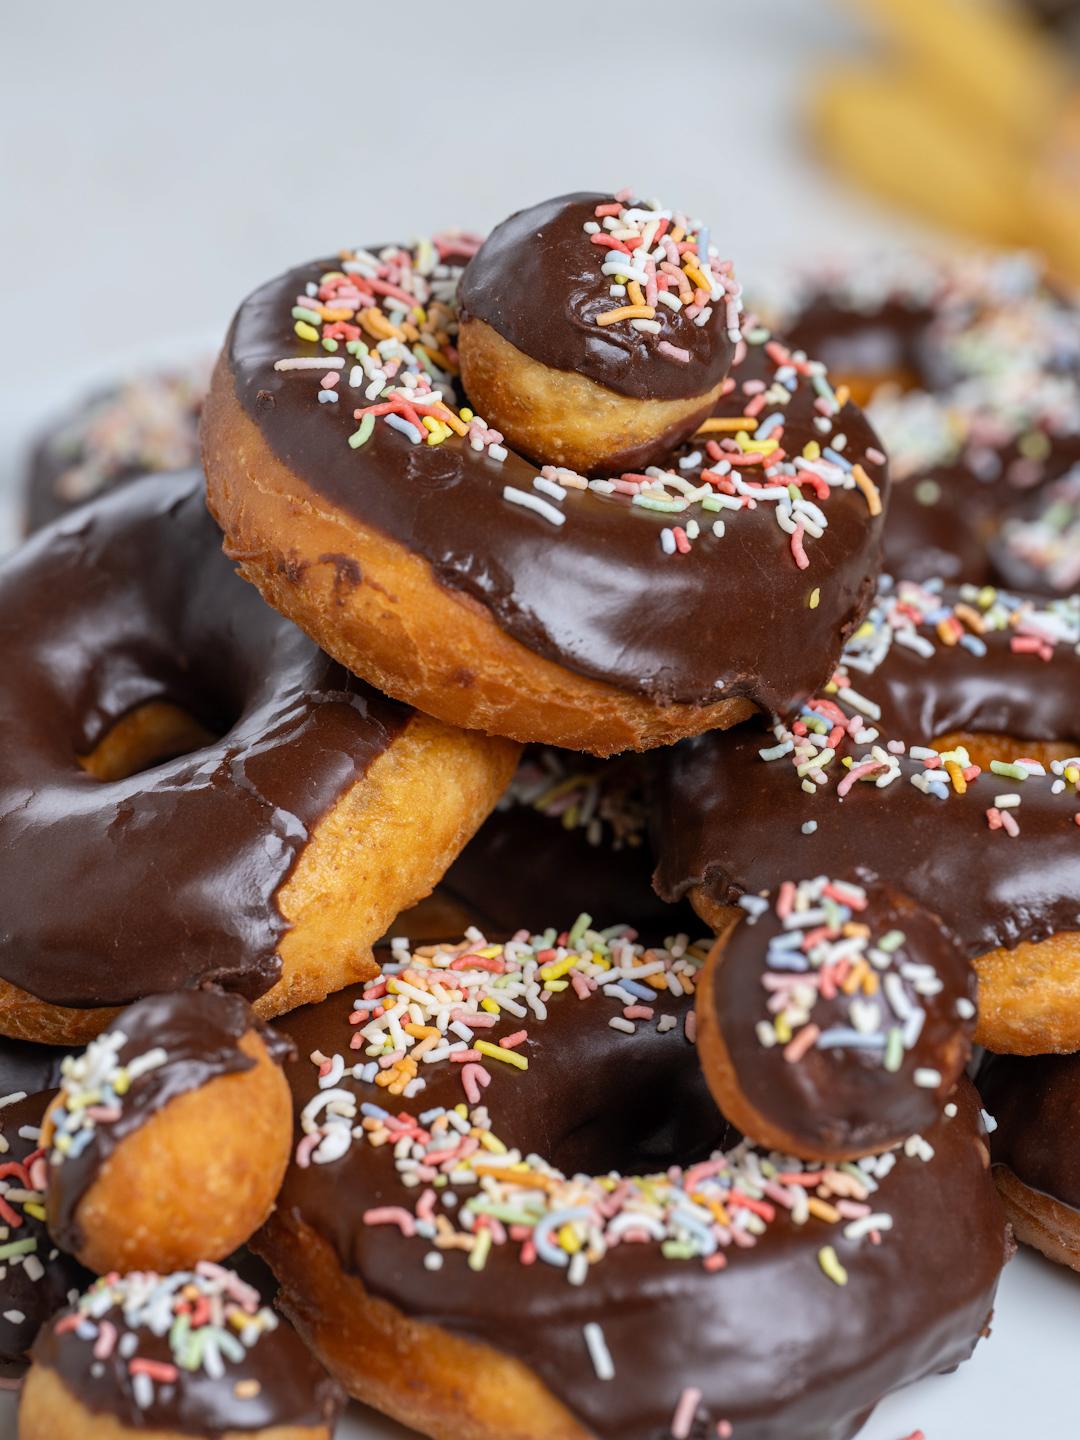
21, 1267, 343, 1440
457, 192, 741, 474
697, 875, 977, 1160
42, 990, 293, 1276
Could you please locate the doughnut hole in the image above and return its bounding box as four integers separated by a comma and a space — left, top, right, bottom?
19, 1363, 337, 1440
77, 700, 219, 781
458, 317, 725, 475
41, 1028, 291, 1275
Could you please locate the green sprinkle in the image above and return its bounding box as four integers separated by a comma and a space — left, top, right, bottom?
0, 1238, 37, 1261
568, 913, 593, 946
291, 306, 322, 325
349, 414, 375, 449
878, 930, 906, 953
818, 1245, 848, 1286
883, 1027, 904, 1073
990, 761, 1028, 780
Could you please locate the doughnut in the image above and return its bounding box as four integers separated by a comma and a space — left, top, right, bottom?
253, 923, 1008, 1440
24, 362, 208, 534
654, 577, 1080, 1056
42, 989, 293, 1276
869, 372, 1080, 593
783, 249, 1079, 405
21, 1265, 343, 1439
697, 875, 976, 1161
202, 215, 888, 755
431, 746, 698, 937
0, 1039, 90, 1383
456, 192, 741, 474
978, 1050, 1080, 1272
0, 469, 517, 1046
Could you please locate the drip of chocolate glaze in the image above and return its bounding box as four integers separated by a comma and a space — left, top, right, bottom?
712, 880, 975, 1154
264, 976, 1007, 1440
653, 584, 1080, 960
0, 1074, 90, 1380
458, 192, 734, 402
32, 1280, 343, 1435
228, 273, 887, 713
0, 470, 408, 1009
48, 989, 293, 1254
979, 1051, 1080, 1212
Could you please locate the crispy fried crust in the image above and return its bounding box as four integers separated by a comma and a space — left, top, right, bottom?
255, 1209, 587, 1440
201, 356, 754, 756
18, 1362, 332, 1440
457, 317, 724, 474
0, 711, 517, 1046
43, 1030, 291, 1275
992, 1166, 1080, 1272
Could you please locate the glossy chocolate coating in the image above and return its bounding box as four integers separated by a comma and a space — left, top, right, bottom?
654, 585, 1080, 961
787, 294, 940, 392
979, 1052, 1080, 1212
24, 369, 206, 535
0, 1057, 90, 1380
712, 881, 975, 1154
228, 275, 887, 713
265, 979, 1006, 1440
459, 192, 734, 402
47, 989, 292, 1254
0, 470, 408, 1011
32, 1282, 343, 1434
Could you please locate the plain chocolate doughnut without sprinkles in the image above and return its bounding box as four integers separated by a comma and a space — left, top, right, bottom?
0, 471, 517, 1046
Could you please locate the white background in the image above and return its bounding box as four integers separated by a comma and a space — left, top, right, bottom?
0, 4, 1075, 1437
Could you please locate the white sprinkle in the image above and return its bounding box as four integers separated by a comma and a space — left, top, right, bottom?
981, 1108, 999, 1134
657, 1015, 677, 1034
608, 1017, 636, 1034
533, 475, 567, 502
944, 1102, 958, 1119
502, 487, 566, 527
584, 1322, 615, 1381
2, 1310, 24, 1324
801, 820, 818, 835
423, 1252, 444, 1271
913, 1068, 942, 1089
993, 794, 1021, 808
660, 528, 677, 555
274, 356, 345, 371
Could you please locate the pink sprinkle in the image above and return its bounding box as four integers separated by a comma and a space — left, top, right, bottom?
570, 971, 593, 1000
363, 1206, 416, 1236
295, 1132, 321, 1169
452, 1009, 497, 1028
93, 1322, 117, 1361
783, 1023, 820, 1063
461, 1062, 491, 1105
321, 372, 339, 388
986, 807, 1003, 831
499, 1031, 528, 1049
837, 759, 885, 798
672, 526, 691, 554
685, 1011, 697, 1044
595, 201, 622, 217
1000, 809, 1020, 837
790, 522, 809, 570
614, 186, 633, 202
450, 1050, 482, 1063
671, 1387, 702, 1440
1010, 635, 1053, 661
657, 341, 691, 364
129, 1358, 179, 1383
623, 1006, 654, 1021
703, 1252, 728, 1273
416, 1189, 438, 1223
718, 1424, 734, 1440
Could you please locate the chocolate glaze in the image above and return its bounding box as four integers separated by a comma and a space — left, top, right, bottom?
979, 1051, 1080, 1213
654, 583, 1080, 960
0, 470, 408, 1010
47, 989, 293, 1254
787, 294, 940, 392
267, 977, 1006, 1440
24, 367, 207, 535
0, 1072, 90, 1380
459, 192, 734, 402
228, 275, 887, 712
712, 880, 975, 1154
33, 1274, 343, 1434
440, 747, 698, 936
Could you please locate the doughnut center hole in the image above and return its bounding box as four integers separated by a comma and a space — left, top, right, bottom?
77, 700, 221, 781
932, 730, 1076, 771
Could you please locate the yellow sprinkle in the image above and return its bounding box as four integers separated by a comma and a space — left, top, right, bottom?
540, 957, 576, 982
234, 1380, 262, 1401
559, 1224, 582, 1254
936, 619, 959, 647
808, 1199, 841, 1225
818, 1245, 848, 1286
835, 384, 851, 408
802, 440, 821, 460
476, 946, 503, 959
468, 1228, 493, 1272
595, 305, 656, 326
545, 979, 569, 991
23, 1203, 46, 1223
294, 320, 320, 343
841, 960, 867, 996
851, 463, 882, 517
627, 279, 646, 307
808, 588, 821, 609
1065, 765, 1079, 784
459, 407, 474, 422
669, 225, 686, 244
945, 759, 967, 795
477, 1131, 508, 1155
683, 263, 711, 292
695, 416, 758, 434
480, 998, 500, 1015
475, 1040, 529, 1071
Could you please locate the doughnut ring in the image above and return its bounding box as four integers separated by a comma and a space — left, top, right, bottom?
253, 922, 1008, 1440
654, 578, 1080, 1055
0, 470, 517, 1045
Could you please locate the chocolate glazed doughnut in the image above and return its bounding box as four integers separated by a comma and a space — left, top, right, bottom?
698, 875, 976, 1160
0, 471, 518, 1045
979, 1051, 1080, 1272
203, 202, 888, 755
43, 989, 294, 1275
654, 578, 1080, 1055
0, 1040, 90, 1383
254, 926, 1008, 1440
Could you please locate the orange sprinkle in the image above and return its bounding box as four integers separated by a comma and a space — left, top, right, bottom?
695, 416, 758, 434
851, 463, 882, 517
595, 305, 656, 326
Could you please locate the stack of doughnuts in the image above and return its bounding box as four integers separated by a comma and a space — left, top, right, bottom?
6, 186, 1078, 1437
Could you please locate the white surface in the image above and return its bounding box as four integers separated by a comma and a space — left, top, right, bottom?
0, 4, 1075, 1437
